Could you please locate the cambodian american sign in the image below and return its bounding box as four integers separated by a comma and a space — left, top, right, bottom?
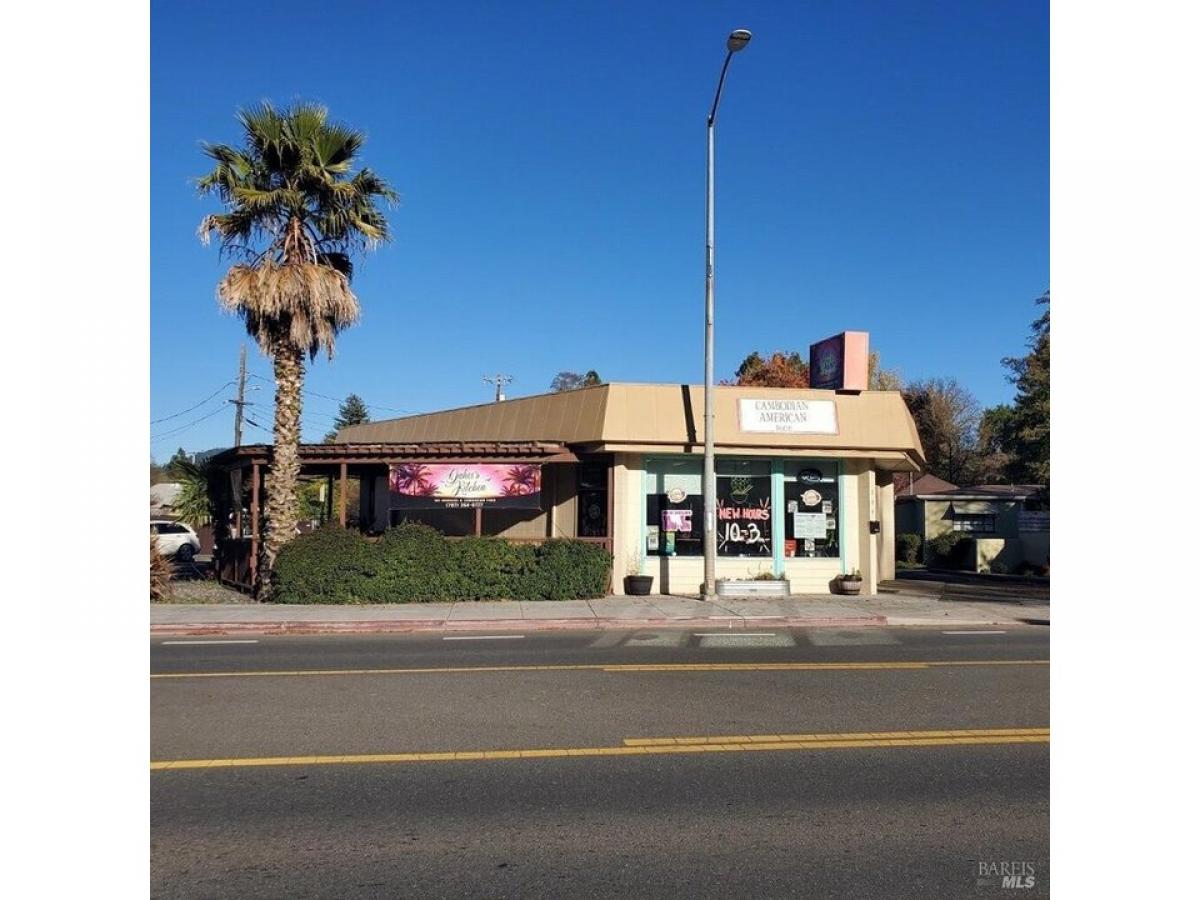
737, 398, 838, 435
389, 463, 542, 510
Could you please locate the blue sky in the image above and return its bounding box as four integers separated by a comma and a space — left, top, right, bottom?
151, 0, 1048, 457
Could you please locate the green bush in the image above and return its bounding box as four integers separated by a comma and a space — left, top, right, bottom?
453, 537, 539, 601
271, 524, 612, 604
532, 540, 613, 601
896, 533, 922, 565
272, 525, 376, 604
366, 522, 459, 602
925, 532, 974, 569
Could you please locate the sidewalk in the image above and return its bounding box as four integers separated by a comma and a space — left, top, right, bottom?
150, 591, 1049, 636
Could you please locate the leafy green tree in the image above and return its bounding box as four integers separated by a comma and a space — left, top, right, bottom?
1003, 292, 1050, 488
902, 378, 982, 485
169, 458, 215, 527
165, 447, 190, 478
323, 393, 371, 442
197, 102, 396, 586
550, 370, 602, 392
976, 403, 1018, 483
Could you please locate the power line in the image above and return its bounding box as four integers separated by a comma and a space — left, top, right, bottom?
247, 374, 413, 414
151, 381, 236, 424
150, 403, 231, 443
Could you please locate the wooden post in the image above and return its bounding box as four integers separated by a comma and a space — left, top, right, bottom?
249, 462, 260, 587
339, 462, 348, 527
233, 474, 242, 538
474, 506, 483, 536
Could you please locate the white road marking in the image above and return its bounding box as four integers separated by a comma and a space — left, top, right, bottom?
442, 634, 526, 641
695, 632, 778, 637
161, 640, 259, 645
698, 632, 796, 648
942, 630, 1007, 635
807, 630, 900, 647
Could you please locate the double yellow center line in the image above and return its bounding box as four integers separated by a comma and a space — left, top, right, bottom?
151, 726, 1048, 771
151, 659, 1048, 680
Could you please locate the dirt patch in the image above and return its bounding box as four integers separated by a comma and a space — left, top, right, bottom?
158, 579, 247, 604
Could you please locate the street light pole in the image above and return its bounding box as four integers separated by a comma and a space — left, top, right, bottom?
702, 29, 752, 601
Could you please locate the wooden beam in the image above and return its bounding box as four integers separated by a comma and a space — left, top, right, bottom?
474, 506, 482, 536
249, 462, 260, 588
339, 462, 348, 527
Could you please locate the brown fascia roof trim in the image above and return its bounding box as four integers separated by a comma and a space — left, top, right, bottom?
210, 441, 574, 467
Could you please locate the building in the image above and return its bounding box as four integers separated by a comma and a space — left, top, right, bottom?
895, 483, 1049, 573
209, 383, 925, 595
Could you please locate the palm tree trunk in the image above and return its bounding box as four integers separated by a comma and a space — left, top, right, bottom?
260, 342, 305, 594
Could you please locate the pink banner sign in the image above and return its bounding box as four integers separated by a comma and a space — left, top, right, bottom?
389, 463, 542, 510
661, 509, 693, 533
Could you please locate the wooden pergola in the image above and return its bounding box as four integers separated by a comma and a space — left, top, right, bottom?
208, 441, 604, 593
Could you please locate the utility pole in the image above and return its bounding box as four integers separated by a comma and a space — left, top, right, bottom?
484, 374, 513, 402
232, 343, 247, 446
701, 29, 753, 601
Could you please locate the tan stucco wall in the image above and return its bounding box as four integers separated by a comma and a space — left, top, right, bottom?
611, 452, 642, 590
878, 477, 895, 581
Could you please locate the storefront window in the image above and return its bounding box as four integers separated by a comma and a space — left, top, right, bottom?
645, 459, 703, 556
576, 462, 609, 538
715, 459, 772, 557
645, 458, 773, 558
782, 462, 839, 559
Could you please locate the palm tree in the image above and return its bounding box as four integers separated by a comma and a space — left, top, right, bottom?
197, 102, 396, 589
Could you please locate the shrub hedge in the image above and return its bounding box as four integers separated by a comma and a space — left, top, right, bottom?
895, 532, 922, 565
272, 523, 612, 604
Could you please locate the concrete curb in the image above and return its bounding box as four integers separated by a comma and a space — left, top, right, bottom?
149, 614, 891, 637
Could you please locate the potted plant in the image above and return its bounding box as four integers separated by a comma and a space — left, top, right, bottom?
836, 569, 863, 595
624, 560, 653, 596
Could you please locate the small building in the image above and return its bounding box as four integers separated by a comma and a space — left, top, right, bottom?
150, 482, 182, 519
210, 383, 925, 595
895, 483, 1049, 573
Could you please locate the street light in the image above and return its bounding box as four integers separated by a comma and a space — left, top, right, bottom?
702, 28, 752, 601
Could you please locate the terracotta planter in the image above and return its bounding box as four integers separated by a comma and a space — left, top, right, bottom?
624, 575, 653, 596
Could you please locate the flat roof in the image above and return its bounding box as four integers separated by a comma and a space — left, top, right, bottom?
337, 383, 925, 471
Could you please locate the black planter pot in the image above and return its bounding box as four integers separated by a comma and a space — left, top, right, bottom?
624, 575, 654, 596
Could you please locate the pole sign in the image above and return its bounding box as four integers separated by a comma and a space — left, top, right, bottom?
389, 463, 542, 510
808, 331, 870, 391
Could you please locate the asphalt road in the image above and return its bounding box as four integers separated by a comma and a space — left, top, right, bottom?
151, 626, 1049, 899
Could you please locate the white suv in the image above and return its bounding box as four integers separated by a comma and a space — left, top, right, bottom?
151, 520, 201, 562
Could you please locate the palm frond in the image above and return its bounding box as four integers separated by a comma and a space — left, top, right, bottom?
218, 261, 360, 359
199, 100, 394, 356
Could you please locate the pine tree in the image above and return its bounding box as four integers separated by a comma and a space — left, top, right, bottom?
1003, 292, 1050, 488
324, 394, 371, 442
